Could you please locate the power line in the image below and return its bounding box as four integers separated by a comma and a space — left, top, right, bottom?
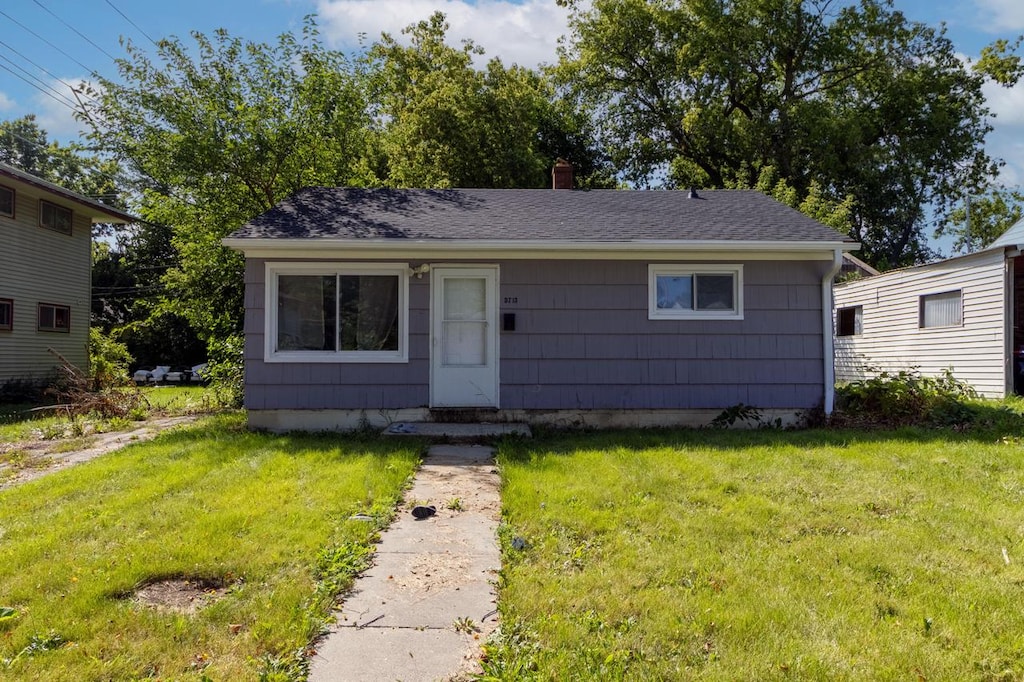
0, 63, 77, 112
32, 0, 118, 62
0, 8, 94, 74
103, 0, 158, 47
0, 52, 78, 110
0, 38, 100, 107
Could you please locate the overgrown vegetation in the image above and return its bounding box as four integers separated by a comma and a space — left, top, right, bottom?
489, 426, 1024, 679
832, 369, 1011, 429
0, 414, 421, 680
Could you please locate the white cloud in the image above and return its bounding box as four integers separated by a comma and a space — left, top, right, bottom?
974, 0, 1024, 31
0, 91, 15, 112
31, 77, 92, 141
316, 0, 573, 68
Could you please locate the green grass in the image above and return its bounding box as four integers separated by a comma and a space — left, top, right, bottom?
0, 413, 422, 681
490, 427, 1024, 680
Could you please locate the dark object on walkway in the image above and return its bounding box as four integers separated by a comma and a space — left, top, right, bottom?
411, 505, 436, 519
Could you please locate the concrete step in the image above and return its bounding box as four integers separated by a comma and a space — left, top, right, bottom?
382, 422, 531, 439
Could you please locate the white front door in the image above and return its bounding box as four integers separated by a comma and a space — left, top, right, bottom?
430, 266, 499, 408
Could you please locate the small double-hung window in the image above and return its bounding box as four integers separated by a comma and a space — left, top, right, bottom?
648, 264, 743, 320
38, 303, 70, 332
40, 200, 73, 234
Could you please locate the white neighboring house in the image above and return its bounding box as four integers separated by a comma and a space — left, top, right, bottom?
834, 219, 1024, 398
0, 162, 135, 385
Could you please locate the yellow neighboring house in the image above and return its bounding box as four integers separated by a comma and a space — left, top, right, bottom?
0, 162, 135, 385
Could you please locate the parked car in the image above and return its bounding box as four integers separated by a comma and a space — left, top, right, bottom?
132, 365, 171, 385
165, 363, 208, 384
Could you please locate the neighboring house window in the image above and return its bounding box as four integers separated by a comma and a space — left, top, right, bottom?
920, 290, 962, 328
40, 200, 72, 235
38, 303, 70, 332
0, 299, 12, 331
266, 263, 408, 362
836, 305, 862, 336
0, 185, 13, 218
648, 264, 743, 320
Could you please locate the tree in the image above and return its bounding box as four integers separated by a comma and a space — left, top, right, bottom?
557, 0, 1023, 268
0, 115, 124, 235
935, 187, 1024, 254
366, 12, 613, 188
79, 18, 375, 352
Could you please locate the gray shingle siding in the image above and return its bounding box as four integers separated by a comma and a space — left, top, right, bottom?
243, 258, 826, 411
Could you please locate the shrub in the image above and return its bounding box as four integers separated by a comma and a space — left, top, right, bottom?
205, 334, 244, 408
834, 369, 980, 427
88, 327, 133, 390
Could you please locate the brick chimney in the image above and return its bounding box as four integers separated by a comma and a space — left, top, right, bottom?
552, 158, 574, 190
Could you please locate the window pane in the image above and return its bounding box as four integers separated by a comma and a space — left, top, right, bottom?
339, 275, 399, 351
656, 275, 693, 310
0, 300, 12, 329
278, 275, 336, 351
443, 321, 486, 365
444, 278, 486, 320
39, 305, 54, 329
0, 187, 12, 217
921, 291, 961, 328
837, 306, 862, 336
695, 274, 734, 310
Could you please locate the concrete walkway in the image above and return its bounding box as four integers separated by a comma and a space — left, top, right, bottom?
310, 444, 501, 682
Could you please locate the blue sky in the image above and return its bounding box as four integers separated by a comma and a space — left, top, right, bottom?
1, 0, 1022, 253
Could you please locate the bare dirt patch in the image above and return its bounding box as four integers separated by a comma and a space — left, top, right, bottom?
0, 415, 200, 490
132, 578, 230, 615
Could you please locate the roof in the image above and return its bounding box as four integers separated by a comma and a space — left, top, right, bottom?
0, 162, 136, 224
226, 187, 855, 246
987, 216, 1024, 251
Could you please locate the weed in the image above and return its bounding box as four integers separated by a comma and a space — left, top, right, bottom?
711, 403, 782, 429
452, 616, 479, 633
445, 497, 464, 511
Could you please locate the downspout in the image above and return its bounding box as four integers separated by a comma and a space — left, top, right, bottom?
822, 248, 844, 416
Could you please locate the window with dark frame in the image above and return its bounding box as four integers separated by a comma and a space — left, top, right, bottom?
0, 185, 13, 218
836, 305, 862, 336
39, 200, 72, 235
920, 290, 962, 328
0, 299, 11, 331
37, 303, 70, 332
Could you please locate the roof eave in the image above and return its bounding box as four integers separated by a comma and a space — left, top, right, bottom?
224, 237, 856, 250
0, 164, 137, 224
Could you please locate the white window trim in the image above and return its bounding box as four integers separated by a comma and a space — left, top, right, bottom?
648, 264, 744, 320
265, 262, 409, 363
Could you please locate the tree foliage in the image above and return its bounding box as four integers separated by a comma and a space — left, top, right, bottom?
0, 115, 123, 234
557, 0, 1023, 268
80, 18, 375, 348
935, 187, 1024, 254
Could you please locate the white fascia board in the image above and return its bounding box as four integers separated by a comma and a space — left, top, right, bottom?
223, 238, 858, 261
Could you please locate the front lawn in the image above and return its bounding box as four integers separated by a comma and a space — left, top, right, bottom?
490, 428, 1024, 680
0, 413, 421, 681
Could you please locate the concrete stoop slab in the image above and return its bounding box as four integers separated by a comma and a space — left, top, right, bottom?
309, 444, 501, 682
383, 422, 531, 439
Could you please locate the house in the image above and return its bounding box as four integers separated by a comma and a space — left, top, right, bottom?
0, 162, 135, 385
834, 219, 1024, 398
223, 166, 856, 431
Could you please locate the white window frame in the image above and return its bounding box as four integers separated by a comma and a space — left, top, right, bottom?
919, 290, 962, 329
0, 185, 13, 219
648, 264, 744, 320
265, 262, 409, 363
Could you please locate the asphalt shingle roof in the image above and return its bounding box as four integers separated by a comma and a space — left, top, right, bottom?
228, 187, 853, 243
